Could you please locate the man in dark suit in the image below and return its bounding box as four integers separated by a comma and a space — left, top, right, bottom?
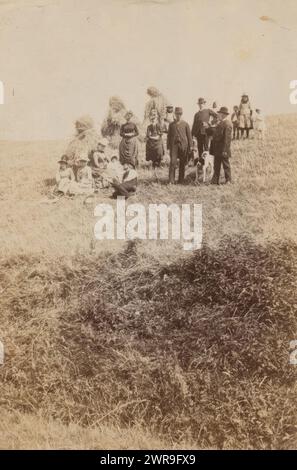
167, 107, 192, 184
192, 97, 217, 162
211, 106, 232, 185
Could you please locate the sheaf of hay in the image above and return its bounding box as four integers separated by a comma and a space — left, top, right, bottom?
65, 115, 101, 164
144, 86, 170, 127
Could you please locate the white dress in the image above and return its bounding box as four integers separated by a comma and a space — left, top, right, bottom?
55, 167, 75, 194
254, 114, 265, 132
69, 166, 94, 194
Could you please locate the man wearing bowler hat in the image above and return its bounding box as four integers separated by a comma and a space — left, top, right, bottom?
167, 107, 192, 184
211, 106, 232, 185
192, 97, 217, 162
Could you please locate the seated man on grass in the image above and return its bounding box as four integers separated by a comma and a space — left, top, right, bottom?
111, 162, 137, 199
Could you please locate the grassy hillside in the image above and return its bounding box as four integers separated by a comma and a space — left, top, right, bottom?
0, 115, 297, 449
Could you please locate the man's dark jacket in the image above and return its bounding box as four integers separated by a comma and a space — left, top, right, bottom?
212, 119, 232, 157
192, 109, 217, 137
167, 120, 192, 154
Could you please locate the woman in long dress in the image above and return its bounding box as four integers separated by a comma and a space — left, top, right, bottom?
119, 111, 139, 167
145, 111, 164, 177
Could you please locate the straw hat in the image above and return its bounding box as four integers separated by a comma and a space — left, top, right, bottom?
78, 152, 88, 162
58, 155, 68, 164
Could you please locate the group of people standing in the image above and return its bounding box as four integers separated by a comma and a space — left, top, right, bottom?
164, 101, 232, 185
115, 97, 233, 186
142, 92, 265, 185
54, 92, 265, 198
231, 93, 265, 140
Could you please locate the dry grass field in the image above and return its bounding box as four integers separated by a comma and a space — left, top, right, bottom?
1, 114, 297, 449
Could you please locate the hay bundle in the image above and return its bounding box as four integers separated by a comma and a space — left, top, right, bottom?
65, 115, 101, 165
101, 96, 143, 148
144, 86, 170, 127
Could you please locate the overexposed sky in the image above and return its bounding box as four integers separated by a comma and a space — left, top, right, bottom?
1, 0, 297, 140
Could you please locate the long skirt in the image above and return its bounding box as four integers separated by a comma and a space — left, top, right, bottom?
239, 113, 252, 129
56, 179, 72, 194
146, 138, 164, 167
119, 137, 139, 167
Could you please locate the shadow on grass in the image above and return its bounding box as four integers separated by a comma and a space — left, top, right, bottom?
43, 177, 56, 188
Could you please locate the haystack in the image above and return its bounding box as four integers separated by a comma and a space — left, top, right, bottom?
101, 96, 143, 148
65, 115, 101, 165
143, 86, 170, 127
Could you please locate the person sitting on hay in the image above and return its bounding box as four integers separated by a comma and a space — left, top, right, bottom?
68, 155, 94, 195
90, 154, 111, 191
111, 161, 138, 199
91, 155, 124, 191
105, 155, 123, 183
119, 111, 139, 168
54, 155, 75, 196
89, 137, 108, 167
65, 115, 101, 176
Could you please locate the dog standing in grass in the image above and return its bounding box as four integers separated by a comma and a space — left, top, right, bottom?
195, 151, 214, 184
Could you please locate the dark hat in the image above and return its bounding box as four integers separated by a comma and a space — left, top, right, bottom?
218, 106, 229, 115
166, 105, 174, 111
58, 155, 68, 164
175, 107, 183, 114
198, 97, 206, 104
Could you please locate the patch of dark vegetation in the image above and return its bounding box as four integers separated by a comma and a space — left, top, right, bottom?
1, 236, 297, 449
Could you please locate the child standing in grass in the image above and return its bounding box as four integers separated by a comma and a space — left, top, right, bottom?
253, 109, 266, 140
231, 106, 240, 140
55, 155, 75, 195
238, 93, 252, 139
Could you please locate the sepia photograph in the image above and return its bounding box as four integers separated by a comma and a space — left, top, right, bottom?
0, 0, 297, 456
